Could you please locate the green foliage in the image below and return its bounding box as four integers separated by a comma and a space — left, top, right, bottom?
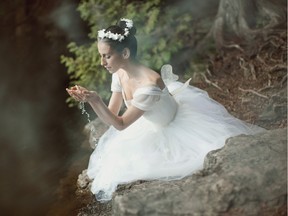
61, 0, 213, 106
61, 41, 111, 106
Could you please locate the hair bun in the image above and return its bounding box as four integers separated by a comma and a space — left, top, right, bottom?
129, 26, 136, 36
118, 19, 137, 36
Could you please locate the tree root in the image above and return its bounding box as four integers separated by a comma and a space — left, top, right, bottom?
223, 44, 244, 52
259, 41, 271, 52
269, 65, 287, 73
280, 74, 287, 87
239, 57, 257, 80
206, 66, 212, 76
200, 73, 223, 91
256, 55, 267, 66
267, 74, 272, 86
268, 52, 282, 63
239, 87, 269, 99
239, 57, 250, 78
259, 74, 273, 92
249, 64, 257, 80
259, 85, 274, 92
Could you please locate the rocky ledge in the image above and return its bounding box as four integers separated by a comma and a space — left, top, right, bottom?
78, 127, 287, 216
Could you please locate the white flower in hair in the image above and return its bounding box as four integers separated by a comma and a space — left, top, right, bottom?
98, 29, 106, 39
124, 28, 129, 36
98, 18, 134, 42
111, 33, 118, 40
120, 18, 133, 29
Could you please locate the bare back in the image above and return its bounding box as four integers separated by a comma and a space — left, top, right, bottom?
117, 65, 165, 101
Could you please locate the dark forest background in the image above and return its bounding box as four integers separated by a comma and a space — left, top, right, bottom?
0, 0, 89, 215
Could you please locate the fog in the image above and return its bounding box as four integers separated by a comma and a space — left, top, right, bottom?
0, 0, 222, 215
0, 0, 89, 215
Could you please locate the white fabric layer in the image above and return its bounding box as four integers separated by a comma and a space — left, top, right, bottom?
87, 74, 265, 202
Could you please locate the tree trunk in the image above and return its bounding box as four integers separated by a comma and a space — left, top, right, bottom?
201, 0, 287, 48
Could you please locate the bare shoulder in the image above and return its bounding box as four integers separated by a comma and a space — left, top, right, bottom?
140, 66, 159, 78
141, 66, 165, 88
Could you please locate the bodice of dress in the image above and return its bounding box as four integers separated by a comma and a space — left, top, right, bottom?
111, 73, 178, 126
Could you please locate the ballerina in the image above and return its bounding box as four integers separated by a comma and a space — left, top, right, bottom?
66, 18, 265, 202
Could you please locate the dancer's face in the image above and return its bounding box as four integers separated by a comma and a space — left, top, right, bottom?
98, 41, 124, 74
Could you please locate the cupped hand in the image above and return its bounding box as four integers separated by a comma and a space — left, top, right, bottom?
66, 85, 100, 103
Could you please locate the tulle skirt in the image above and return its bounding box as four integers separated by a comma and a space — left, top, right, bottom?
86, 82, 265, 202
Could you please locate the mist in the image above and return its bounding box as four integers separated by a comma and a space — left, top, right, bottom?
0, 0, 224, 215
0, 0, 89, 215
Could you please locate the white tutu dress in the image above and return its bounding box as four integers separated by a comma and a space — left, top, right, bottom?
86, 65, 265, 202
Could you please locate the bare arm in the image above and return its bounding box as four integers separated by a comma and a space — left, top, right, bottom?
89, 97, 144, 130
108, 92, 123, 115
66, 85, 144, 130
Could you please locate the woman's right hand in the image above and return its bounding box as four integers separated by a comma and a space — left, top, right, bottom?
66, 85, 100, 103
66, 85, 87, 102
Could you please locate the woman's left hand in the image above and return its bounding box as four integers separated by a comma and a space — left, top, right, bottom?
66, 85, 100, 103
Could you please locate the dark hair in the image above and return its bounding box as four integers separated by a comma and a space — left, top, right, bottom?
98, 19, 137, 59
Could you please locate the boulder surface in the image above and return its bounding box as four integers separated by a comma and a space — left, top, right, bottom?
112, 128, 287, 216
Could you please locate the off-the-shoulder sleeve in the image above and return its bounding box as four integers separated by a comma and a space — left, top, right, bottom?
131, 87, 161, 111
111, 73, 122, 92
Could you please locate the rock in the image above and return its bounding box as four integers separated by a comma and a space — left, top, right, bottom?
77, 169, 91, 189
76, 170, 113, 216
112, 128, 287, 216
82, 118, 109, 149
258, 86, 287, 124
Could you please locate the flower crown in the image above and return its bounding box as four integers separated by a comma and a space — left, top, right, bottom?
98, 18, 134, 42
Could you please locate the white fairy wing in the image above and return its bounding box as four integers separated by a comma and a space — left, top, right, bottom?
160, 64, 179, 85
170, 78, 192, 95
161, 64, 191, 95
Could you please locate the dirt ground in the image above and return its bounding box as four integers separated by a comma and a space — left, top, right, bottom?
193, 29, 287, 130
